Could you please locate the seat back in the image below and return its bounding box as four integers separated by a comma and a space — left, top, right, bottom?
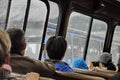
73, 68, 115, 79
96, 69, 117, 74
51, 71, 105, 80
11, 72, 55, 80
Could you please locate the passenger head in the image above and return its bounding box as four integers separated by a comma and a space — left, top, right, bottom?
72, 58, 88, 70
0, 29, 11, 66
6, 28, 26, 56
98, 52, 112, 67
46, 36, 67, 60
89, 61, 100, 70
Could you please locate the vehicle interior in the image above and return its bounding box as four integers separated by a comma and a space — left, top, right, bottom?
0, 0, 120, 79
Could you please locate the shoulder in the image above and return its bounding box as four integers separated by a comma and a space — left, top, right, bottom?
11, 55, 36, 63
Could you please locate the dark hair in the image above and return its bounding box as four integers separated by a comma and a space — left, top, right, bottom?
92, 61, 99, 67
46, 36, 67, 60
6, 28, 25, 54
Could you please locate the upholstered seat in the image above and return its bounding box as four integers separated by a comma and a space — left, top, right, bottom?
96, 69, 117, 74
51, 71, 105, 80
11, 72, 55, 80
73, 68, 115, 79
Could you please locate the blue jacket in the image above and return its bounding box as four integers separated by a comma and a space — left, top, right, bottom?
45, 59, 73, 72
54, 61, 73, 72
72, 58, 88, 70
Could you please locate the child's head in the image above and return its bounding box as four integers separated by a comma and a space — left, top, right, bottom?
46, 36, 67, 60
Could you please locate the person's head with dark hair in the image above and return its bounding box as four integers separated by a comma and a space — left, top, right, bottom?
6, 28, 26, 56
46, 36, 67, 60
0, 29, 11, 67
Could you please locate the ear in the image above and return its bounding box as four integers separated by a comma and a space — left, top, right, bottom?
5, 53, 10, 64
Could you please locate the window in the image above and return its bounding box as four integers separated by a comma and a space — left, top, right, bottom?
25, 0, 59, 60
65, 12, 91, 65
111, 25, 120, 64
0, 0, 8, 29
25, 0, 47, 59
45, 1, 59, 39
86, 19, 107, 64
7, 0, 27, 29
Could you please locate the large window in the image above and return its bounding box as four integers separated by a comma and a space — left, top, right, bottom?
45, 1, 59, 39
0, 0, 9, 29
4, 0, 59, 60
111, 25, 120, 64
25, 1, 59, 60
25, 0, 47, 59
86, 19, 107, 64
7, 0, 27, 29
65, 12, 91, 65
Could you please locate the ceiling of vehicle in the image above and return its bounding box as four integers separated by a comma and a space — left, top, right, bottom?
56, 0, 120, 22
71, 0, 120, 22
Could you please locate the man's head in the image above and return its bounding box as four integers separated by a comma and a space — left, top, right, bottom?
0, 29, 11, 66
6, 28, 26, 56
46, 36, 67, 60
